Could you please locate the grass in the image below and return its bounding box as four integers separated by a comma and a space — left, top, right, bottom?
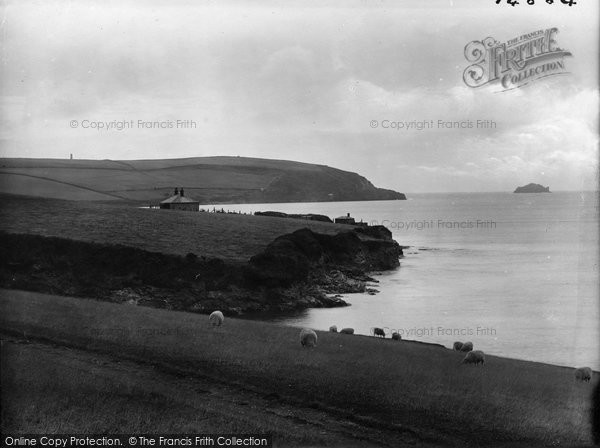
1, 346, 222, 433
0, 156, 403, 203
1, 288, 596, 446
0, 195, 350, 261
2, 342, 393, 447
0, 157, 290, 202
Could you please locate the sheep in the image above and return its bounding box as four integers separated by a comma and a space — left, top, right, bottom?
300, 328, 318, 348
340, 328, 354, 335
575, 367, 592, 382
453, 341, 464, 351
329, 325, 338, 333
391, 332, 401, 341
372, 327, 386, 338
462, 350, 485, 365
209, 310, 224, 327
460, 341, 474, 352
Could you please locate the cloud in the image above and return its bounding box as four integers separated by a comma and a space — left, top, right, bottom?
0, 0, 597, 192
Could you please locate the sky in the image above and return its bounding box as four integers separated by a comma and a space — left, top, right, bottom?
0, 0, 598, 193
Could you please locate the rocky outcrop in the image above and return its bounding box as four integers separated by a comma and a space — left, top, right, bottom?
0, 227, 402, 316
514, 183, 551, 193
254, 211, 333, 223
246, 227, 402, 288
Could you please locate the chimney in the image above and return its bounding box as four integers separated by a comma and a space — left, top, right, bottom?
180, 187, 184, 197
347, 213, 350, 217
174, 187, 179, 196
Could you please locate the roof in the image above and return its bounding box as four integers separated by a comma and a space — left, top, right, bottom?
160, 194, 199, 204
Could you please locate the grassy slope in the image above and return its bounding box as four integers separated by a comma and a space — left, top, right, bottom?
2, 340, 415, 448
1, 289, 596, 446
0, 156, 402, 203
0, 195, 350, 261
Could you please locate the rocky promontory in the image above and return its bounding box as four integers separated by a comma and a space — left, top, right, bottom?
514, 183, 551, 193
0, 226, 403, 316
247, 226, 401, 288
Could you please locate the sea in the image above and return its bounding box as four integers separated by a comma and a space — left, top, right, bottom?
202, 192, 599, 369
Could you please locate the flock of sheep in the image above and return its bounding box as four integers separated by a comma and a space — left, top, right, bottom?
208, 310, 593, 382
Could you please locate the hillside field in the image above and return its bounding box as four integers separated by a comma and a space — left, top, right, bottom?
1, 289, 597, 447
0, 156, 405, 203
0, 194, 352, 261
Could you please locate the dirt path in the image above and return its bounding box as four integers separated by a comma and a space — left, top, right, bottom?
1, 334, 447, 447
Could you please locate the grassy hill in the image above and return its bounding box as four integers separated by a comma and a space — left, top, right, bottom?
0, 156, 406, 203
1, 289, 597, 446
0, 195, 351, 261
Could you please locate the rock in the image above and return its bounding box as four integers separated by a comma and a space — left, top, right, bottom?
288, 213, 334, 223
254, 211, 288, 218
246, 238, 311, 287
354, 225, 393, 241
247, 227, 402, 288
514, 183, 551, 193
0, 227, 399, 319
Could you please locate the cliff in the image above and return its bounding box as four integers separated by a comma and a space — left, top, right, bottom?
0, 226, 403, 315
514, 183, 551, 193
247, 226, 402, 288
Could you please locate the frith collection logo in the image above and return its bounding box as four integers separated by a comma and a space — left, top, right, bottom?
463, 27, 572, 91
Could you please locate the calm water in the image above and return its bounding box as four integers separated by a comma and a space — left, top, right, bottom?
204, 192, 599, 369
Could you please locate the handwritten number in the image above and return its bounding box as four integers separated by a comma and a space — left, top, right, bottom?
495, 0, 574, 6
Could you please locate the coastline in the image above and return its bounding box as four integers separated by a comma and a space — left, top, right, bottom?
0, 224, 402, 316
0, 195, 597, 445
1, 193, 597, 370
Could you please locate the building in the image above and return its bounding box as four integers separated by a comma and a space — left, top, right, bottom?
334, 213, 356, 225
159, 187, 199, 211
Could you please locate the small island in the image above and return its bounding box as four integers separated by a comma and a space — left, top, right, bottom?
514, 183, 551, 193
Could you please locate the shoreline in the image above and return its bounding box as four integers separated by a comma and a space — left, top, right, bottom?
0, 223, 402, 316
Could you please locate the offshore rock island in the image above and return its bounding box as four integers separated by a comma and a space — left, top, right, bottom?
514, 183, 551, 193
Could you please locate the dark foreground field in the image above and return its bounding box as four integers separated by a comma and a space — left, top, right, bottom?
1, 289, 597, 447
2, 339, 406, 448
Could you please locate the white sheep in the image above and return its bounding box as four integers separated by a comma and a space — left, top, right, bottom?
460, 341, 474, 352
300, 328, 318, 347
340, 327, 354, 335
462, 350, 485, 365
575, 367, 592, 382
209, 310, 224, 326
329, 325, 338, 333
